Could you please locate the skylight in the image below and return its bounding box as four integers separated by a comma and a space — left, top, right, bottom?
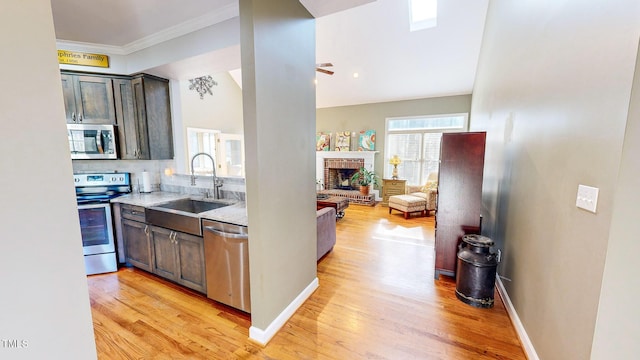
409, 0, 437, 31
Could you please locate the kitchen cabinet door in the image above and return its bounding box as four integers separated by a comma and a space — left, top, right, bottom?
61, 73, 116, 124
131, 75, 174, 160
174, 232, 207, 293
122, 219, 153, 272
148, 226, 206, 293
60, 74, 78, 123
113, 78, 141, 160
150, 226, 179, 281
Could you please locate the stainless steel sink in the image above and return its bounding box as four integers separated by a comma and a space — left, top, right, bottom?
145, 198, 231, 236
154, 198, 229, 213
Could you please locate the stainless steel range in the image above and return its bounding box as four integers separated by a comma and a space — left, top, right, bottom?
74, 172, 130, 275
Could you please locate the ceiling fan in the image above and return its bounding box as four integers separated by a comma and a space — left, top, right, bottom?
316, 63, 334, 75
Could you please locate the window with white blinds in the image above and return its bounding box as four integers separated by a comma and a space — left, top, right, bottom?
385, 114, 468, 185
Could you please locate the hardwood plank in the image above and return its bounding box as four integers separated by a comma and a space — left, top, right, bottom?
88, 204, 526, 359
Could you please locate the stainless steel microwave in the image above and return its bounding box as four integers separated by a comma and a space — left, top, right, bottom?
67, 124, 118, 160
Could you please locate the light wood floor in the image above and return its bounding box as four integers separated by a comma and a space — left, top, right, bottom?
88, 205, 526, 359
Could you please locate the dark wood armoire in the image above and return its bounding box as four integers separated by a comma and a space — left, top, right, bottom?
434, 132, 486, 279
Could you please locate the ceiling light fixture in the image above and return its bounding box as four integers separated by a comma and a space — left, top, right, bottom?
353, 72, 359, 78
188, 75, 217, 99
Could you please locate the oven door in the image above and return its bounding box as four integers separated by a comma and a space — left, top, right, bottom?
78, 203, 115, 255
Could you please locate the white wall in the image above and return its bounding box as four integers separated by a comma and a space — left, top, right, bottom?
0, 1, 97, 358
240, 0, 317, 343
471, 0, 640, 358
591, 40, 640, 359
177, 72, 244, 173
127, 18, 240, 76
180, 72, 243, 133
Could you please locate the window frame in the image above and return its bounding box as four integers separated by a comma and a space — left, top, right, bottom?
408, 0, 438, 32
186, 127, 220, 176
384, 113, 469, 185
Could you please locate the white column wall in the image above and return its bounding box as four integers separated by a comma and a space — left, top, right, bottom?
0, 1, 97, 358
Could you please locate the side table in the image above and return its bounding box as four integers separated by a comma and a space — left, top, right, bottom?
381, 179, 406, 207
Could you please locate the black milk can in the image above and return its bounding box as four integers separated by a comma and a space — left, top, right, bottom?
455, 234, 498, 308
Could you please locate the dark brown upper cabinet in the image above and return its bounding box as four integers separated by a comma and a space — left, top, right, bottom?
64, 71, 174, 160
61, 73, 116, 125
130, 74, 174, 160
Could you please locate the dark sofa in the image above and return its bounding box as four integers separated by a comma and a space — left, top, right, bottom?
317, 207, 337, 260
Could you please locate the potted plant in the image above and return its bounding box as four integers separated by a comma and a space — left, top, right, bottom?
350, 167, 380, 195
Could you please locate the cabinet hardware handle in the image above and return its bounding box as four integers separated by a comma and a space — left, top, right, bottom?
72, 112, 76, 122
144, 225, 149, 235
78, 114, 83, 123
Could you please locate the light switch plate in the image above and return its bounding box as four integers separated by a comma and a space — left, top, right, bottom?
576, 184, 599, 213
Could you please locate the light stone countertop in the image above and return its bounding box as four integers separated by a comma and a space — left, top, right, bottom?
111, 191, 248, 227
199, 202, 248, 227
111, 192, 190, 207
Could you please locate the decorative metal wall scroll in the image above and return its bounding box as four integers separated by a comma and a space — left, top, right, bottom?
188, 75, 218, 99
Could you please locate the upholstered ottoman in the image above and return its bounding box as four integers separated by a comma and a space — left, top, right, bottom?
388, 194, 427, 219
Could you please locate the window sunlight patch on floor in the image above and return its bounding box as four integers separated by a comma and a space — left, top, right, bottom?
372, 236, 432, 247
372, 218, 432, 245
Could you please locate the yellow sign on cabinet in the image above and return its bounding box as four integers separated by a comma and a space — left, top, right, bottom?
57, 50, 109, 68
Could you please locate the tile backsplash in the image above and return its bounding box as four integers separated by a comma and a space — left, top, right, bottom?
71, 159, 245, 200
161, 173, 246, 201
72, 159, 173, 191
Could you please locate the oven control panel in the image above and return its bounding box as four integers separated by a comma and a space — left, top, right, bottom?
74, 172, 130, 187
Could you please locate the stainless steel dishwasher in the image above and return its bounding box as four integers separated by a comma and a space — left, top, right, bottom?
202, 219, 250, 313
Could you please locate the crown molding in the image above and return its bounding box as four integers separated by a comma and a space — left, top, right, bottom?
123, 2, 239, 54
56, 40, 127, 56
56, 2, 239, 56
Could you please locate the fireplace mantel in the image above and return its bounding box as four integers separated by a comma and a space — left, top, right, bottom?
316, 151, 380, 200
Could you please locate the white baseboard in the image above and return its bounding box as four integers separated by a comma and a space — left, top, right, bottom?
249, 277, 319, 345
496, 276, 540, 360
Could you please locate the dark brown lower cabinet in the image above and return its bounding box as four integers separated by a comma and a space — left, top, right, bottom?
122, 218, 153, 272
149, 226, 207, 294
434, 132, 486, 279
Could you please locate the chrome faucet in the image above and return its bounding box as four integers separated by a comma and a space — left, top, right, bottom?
190, 152, 223, 199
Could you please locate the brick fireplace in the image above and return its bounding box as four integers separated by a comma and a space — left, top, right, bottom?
315, 151, 379, 205
324, 158, 364, 190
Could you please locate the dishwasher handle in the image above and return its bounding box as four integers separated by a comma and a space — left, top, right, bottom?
204, 226, 249, 240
